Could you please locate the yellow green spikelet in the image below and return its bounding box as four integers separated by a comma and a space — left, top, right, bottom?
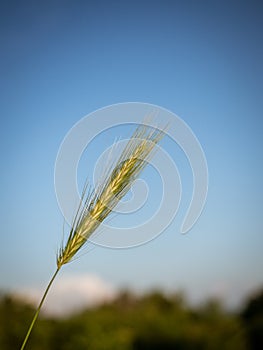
57, 122, 164, 269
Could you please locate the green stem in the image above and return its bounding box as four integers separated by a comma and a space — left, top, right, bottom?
20, 267, 60, 350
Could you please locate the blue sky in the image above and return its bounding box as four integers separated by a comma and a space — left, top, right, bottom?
1, 0, 263, 310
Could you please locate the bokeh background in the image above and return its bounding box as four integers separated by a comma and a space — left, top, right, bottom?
0, 1, 263, 348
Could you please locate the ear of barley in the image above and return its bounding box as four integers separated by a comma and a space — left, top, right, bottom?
57, 122, 164, 268
20, 121, 165, 350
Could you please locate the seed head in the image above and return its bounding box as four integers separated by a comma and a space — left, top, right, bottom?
57, 122, 164, 268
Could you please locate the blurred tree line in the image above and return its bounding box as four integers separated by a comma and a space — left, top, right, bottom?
0, 288, 262, 350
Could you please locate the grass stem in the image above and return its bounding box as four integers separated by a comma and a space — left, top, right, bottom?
20, 267, 61, 350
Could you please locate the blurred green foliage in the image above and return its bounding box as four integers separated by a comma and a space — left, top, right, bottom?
241, 290, 263, 350
0, 289, 262, 350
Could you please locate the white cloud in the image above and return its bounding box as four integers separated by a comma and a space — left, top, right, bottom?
16, 273, 117, 317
